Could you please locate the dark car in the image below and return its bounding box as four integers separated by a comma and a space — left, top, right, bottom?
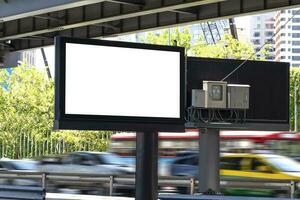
170, 154, 198, 177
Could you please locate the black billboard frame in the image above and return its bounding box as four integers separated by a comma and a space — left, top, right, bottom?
54, 36, 185, 132
185, 57, 290, 131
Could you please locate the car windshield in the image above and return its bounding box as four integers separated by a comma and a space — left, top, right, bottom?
265, 156, 300, 172
12, 161, 37, 170
99, 154, 125, 165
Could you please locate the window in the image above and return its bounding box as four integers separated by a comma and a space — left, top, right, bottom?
292, 41, 300, 45
212, 85, 223, 101
281, 56, 286, 59
281, 41, 286, 44
293, 18, 300, 23
252, 39, 260, 45
254, 32, 260, 37
266, 24, 274, 29
251, 159, 272, 173
281, 18, 286, 21
266, 56, 275, 60
266, 39, 274, 44
292, 48, 300, 53
292, 33, 300, 38
293, 10, 300, 15
281, 48, 286, 52
176, 156, 198, 165
281, 33, 286, 37
220, 157, 243, 170
265, 31, 273, 37
292, 26, 300, 30
292, 56, 300, 61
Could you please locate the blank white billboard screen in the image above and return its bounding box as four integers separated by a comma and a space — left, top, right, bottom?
65, 43, 181, 118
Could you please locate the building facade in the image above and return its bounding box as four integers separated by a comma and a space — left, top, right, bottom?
250, 12, 276, 60
275, 9, 300, 67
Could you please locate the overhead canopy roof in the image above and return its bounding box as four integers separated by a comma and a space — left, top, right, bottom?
1, 0, 300, 51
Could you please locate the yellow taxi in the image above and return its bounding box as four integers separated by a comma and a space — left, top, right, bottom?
220, 153, 300, 197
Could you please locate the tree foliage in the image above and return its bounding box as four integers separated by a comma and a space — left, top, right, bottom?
290, 68, 300, 131
143, 28, 191, 53
0, 65, 111, 158
191, 34, 256, 59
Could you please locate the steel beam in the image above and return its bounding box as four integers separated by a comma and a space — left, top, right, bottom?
3, 0, 300, 51
0, 0, 225, 41
0, 0, 106, 22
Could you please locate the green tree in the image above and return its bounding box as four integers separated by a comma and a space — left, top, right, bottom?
0, 65, 54, 158
143, 27, 268, 60
0, 64, 111, 158
143, 28, 191, 53
191, 34, 256, 59
290, 68, 300, 131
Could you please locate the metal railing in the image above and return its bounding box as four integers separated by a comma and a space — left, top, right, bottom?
0, 171, 297, 198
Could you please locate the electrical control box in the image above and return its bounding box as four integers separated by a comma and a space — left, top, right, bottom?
192, 89, 205, 107
202, 81, 227, 108
191, 81, 250, 110
227, 84, 250, 109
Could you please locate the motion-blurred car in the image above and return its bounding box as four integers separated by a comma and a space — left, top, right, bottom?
38, 151, 134, 194
39, 151, 134, 174
0, 159, 39, 186
171, 153, 300, 197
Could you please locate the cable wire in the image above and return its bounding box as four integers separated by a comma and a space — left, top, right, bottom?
221, 8, 300, 81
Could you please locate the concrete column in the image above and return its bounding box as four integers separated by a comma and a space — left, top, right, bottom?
198, 128, 220, 193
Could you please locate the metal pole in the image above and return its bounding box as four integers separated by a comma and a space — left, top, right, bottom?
229, 18, 239, 40
40, 48, 52, 79
42, 173, 46, 190
198, 128, 220, 193
190, 177, 195, 195
135, 131, 158, 200
109, 175, 114, 196
290, 180, 295, 199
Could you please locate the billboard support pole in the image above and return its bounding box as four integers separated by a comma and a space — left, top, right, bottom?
136, 131, 158, 200
198, 128, 220, 193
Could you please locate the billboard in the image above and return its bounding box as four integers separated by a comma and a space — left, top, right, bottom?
186, 57, 290, 131
54, 37, 185, 132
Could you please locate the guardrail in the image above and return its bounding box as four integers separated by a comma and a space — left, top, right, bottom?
0, 171, 297, 198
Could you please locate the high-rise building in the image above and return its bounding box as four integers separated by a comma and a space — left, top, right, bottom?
275, 9, 300, 67
249, 12, 276, 60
